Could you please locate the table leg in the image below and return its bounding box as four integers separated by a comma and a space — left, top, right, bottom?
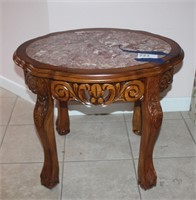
138, 76, 163, 190
132, 100, 142, 135
56, 100, 70, 135
34, 89, 59, 189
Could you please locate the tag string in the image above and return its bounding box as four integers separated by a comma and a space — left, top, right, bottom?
119, 45, 169, 64
119, 45, 168, 56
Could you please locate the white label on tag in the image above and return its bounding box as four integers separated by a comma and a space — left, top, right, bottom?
137, 53, 158, 59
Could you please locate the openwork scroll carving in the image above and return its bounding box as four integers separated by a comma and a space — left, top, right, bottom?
51, 80, 144, 105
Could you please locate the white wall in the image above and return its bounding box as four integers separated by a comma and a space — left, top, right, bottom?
0, 2, 2, 76
0, 0, 49, 98
194, 1, 196, 69
0, 0, 195, 113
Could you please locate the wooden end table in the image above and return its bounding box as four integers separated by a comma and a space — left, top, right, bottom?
13, 28, 184, 190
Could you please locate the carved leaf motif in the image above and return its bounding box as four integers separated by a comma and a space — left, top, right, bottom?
102, 83, 119, 105
78, 84, 91, 104
25, 72, 48, 96
90, 84, 103, 98
148, 94, 163, 129
24, 72, 50, 128
34, 96, 48, 127
159, 69, 173, 92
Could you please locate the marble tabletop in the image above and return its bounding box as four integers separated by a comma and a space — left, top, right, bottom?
26, 29, 171, 69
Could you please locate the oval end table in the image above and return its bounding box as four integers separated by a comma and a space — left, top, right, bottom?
13, 28, 184, 190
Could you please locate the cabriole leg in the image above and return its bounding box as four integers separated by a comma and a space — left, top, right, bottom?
34, 93, 59, 189
26, 74, 59, 189
138, 76, 163, 190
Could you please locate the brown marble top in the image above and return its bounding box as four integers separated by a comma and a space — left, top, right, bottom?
26, 29, 171, 69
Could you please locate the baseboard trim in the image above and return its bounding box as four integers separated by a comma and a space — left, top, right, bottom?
0, 75, 191, 115
0, 75, 36, 103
